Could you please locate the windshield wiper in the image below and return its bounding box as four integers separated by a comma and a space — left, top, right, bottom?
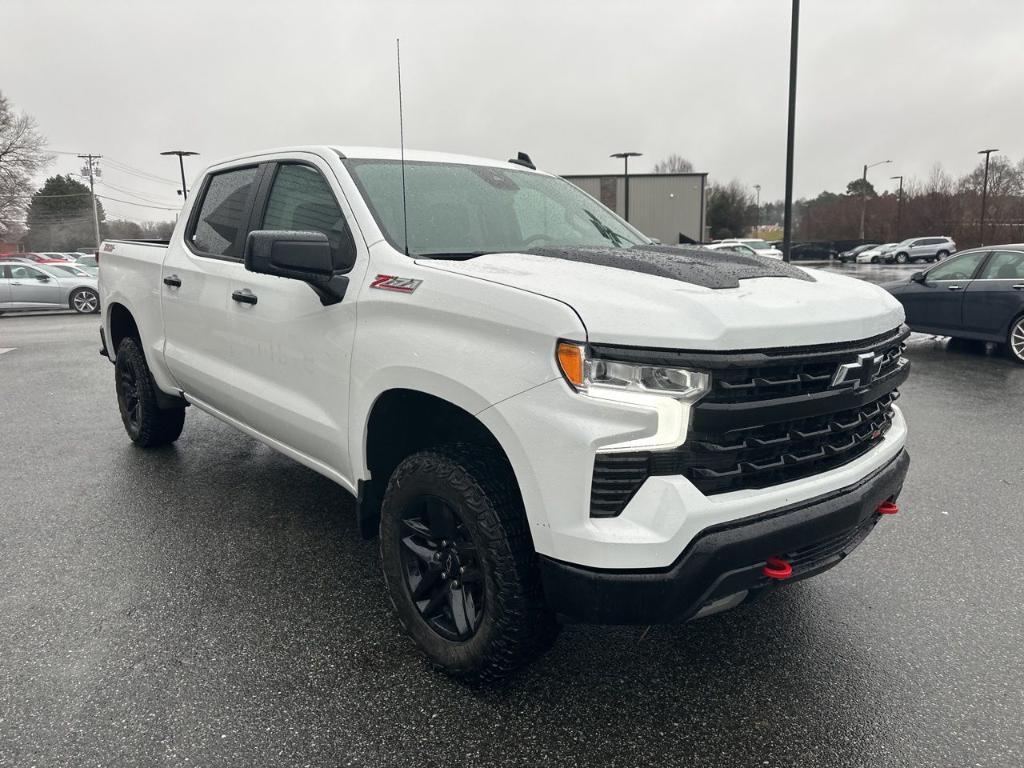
414, 251, 492, 261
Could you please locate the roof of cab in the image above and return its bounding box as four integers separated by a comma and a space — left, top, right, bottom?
206, 145, 541, 173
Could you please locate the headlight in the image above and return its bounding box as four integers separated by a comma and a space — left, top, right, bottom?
556, 341, 710, 402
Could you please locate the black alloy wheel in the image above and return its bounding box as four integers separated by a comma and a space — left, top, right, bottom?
116, 354, 142, 434
397, 495, 485, 641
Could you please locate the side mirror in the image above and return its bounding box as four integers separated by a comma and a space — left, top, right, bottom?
244, 230, 348, 305
911, 271, 925, 283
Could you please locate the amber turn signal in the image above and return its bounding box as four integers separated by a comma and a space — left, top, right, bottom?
557, 342, 586, 389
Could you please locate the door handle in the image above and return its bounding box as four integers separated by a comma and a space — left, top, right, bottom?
231, 289, 258, 305
947, 285, 962, 290
1013, 284, 1024, 290
163, 275, 182, 288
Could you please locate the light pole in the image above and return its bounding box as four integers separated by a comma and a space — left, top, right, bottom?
859, 159, 891, 239
977, 148, 998, 246
781, 0, 799, 263
610, 151, 642, 222
160, 150, 199, 200
753, 184, 761, 231
890, 175, 904, 240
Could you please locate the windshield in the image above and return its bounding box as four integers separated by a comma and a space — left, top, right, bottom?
345, 159, 648, 257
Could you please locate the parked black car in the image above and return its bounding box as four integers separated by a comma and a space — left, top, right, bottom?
837, 243, 880, 263
883, 245, 1024, 364
789, 241, 838, 261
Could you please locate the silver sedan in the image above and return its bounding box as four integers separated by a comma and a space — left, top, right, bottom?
0, 261, 100, 314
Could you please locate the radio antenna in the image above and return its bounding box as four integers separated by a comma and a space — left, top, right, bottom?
396, 38, 410, 257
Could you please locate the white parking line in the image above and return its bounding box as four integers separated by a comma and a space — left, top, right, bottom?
0, 348, 16, 355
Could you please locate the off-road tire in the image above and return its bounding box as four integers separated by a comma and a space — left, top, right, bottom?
1006, 314, 1024, 365
114, 337, 185, 447
379, 444, 559, 683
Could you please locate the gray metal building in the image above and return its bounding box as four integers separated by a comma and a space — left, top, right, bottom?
563, 173, 707, 245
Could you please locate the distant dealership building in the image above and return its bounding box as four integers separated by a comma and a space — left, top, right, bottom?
563, 172, 708, 245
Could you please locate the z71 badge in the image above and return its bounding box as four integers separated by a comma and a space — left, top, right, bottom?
370, 274, 422, 293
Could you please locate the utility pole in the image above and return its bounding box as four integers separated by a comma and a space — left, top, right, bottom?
858, 159, 892, 239
781, 0, 799, 263
610, 151, 642, 222
977, 148, 998, 246
160, 150, 199, 200
78, 153, 102, 253
753, 184, 761, 231
890, 175, 904, 240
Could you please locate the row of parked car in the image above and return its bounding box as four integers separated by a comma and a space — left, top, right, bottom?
0, 252, 101, 315
837, 237, 957, 265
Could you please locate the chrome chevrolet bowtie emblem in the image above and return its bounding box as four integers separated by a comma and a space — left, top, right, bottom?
832, 352, 884, 389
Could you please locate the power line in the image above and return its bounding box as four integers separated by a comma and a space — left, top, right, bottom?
98, 180, 179, 206
104, 157, 179, 184
95, 194, 179, 211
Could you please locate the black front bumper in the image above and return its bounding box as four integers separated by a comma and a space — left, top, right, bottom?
540, 449, 910, 625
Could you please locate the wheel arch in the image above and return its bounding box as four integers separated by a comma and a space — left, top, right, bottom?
107, 301, 141, 353
357, 388, 525, 542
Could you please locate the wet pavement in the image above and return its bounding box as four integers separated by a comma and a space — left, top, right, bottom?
1, 290, 1022, 767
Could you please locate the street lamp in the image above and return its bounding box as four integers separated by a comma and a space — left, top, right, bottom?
610, 151, 642, 222
859, 159, 892, 239
781, 0, 799, 263
160, 150, 199, 200
753, 184, 761, 231
890, 175, 904, 240
978, 148, 999, 246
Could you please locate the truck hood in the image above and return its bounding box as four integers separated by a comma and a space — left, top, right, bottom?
419, 250, 905, 349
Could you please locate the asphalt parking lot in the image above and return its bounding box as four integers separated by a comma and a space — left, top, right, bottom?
2, 267, 1023, 767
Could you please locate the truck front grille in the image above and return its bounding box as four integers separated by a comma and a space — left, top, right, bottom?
588, 327, 909, 517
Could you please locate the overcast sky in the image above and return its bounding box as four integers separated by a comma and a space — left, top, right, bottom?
7, 0, 1024, 222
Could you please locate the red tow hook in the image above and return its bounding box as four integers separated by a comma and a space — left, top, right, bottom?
877, 500, 899, 515
762, 556, 793, 580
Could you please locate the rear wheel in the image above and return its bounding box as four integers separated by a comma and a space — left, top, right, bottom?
936, 250, 949, 260
1007, 315, 1024, 365
70, 287, 99, 314
379, 444, 558, 682
114, 337, 186, 446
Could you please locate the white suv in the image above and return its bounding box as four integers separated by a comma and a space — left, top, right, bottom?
888, 237, 956, 264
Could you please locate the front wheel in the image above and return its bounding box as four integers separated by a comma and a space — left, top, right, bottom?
871, 256, 879, 264
114, 337, 186, 446
379, 444, 558, 682
1007, 315, 1024, 365
895, 252, 909, 264
70, 287, 99, 314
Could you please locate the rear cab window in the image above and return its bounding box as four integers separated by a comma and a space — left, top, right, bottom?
187, 166, 260, 259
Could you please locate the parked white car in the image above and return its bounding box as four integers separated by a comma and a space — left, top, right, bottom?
715, 238, 784, 259
98, 145, 910, 681
703, 242, 772, 258
856, 243, 899, 264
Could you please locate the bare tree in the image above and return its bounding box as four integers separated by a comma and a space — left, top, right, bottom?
0, 92, 51, 237
652, 154, 695, 174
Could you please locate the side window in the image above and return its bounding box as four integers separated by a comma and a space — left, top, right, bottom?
978, 250, 1024, 280
262, 164, 357, 271
10, 265, 43, 279
189, 167, 259, 258
927, 251, 987, 282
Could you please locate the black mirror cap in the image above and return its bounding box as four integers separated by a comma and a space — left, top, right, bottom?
911, 271, 925, 283
244, 230, 333, 284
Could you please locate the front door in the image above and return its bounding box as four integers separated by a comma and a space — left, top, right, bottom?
219, 158, 367, 480
901, 250, 988, 331
962, 249, 1024, 338
6, 264, 62, 308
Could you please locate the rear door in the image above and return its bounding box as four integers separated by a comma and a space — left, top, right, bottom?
218, 157, 368, 478
900, 250, 989, 331
0, 266, 12, 307
6, 264, 62, 308
962, 249, 1024, 339
161, 163, 264, 414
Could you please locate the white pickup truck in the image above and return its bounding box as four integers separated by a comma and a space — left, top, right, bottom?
99, 146, 910, 681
